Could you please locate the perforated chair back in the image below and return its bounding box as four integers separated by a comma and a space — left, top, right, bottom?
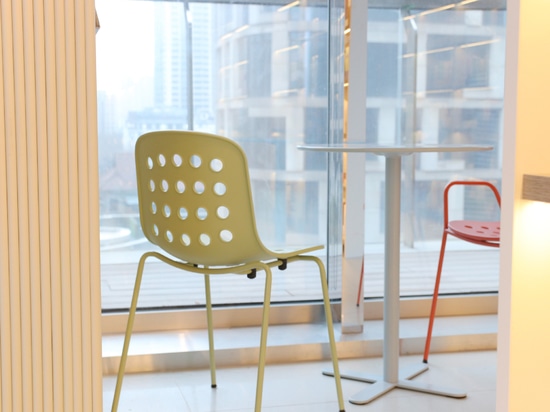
113, 130, 346, 412
135, 130, 274, 266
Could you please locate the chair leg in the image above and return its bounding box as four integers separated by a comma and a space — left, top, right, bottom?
355, 256, 365, 307
204, 274, 217, 388
254, 266, 272, 412
111, 252, 150, 412
423, 231, 448, 364
313, 256, 346, 412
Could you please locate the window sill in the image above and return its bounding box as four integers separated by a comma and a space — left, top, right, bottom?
102, 299, 497, 375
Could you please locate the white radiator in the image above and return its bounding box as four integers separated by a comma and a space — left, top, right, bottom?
0, 1, 102, 411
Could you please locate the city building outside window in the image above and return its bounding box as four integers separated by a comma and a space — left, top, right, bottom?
96, 0, 504, 312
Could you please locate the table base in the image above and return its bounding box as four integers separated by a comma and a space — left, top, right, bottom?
323, 363, 467, 405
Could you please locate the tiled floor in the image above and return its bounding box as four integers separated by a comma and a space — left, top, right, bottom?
103, 350, 497, 411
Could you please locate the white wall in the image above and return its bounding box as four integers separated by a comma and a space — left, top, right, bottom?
497, 0, 550, 410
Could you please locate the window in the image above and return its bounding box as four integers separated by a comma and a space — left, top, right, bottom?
96, 1, 505, 312
426, 34, 492, 92
361, 5, 504, 296
96, 0, 337, 311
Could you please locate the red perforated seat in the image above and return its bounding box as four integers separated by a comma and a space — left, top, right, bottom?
423, 181, 501, 363
448, 220, 500, 243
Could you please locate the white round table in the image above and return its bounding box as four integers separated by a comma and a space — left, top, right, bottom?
298, 143, 493, 404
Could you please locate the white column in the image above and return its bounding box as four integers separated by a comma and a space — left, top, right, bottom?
498, 0, 550, 410
341, 0, 368, 333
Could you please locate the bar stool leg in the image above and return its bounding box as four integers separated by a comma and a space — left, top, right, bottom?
423, 231, 448, 363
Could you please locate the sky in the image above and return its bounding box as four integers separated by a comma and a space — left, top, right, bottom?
95, 0, 155, 94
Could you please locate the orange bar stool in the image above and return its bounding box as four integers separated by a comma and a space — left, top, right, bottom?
423, 180, 500, 363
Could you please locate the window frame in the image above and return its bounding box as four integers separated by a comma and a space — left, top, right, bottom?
96, 0, 504, 335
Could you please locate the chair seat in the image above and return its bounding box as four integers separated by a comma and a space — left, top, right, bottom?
448, 220, 500, 242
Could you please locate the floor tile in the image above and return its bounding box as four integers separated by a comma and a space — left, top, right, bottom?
105, 351, 496, 411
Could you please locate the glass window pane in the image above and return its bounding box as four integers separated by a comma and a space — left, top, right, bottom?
96, 0, 505, 311
96, 0, 335, 311
362, 4, 505, 298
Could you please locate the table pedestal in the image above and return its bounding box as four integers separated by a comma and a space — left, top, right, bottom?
323, 362, 466, 404
325, 155, 467, 405
296, 144, 493, 406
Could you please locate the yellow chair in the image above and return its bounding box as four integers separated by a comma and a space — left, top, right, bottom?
111, 130, 346, 412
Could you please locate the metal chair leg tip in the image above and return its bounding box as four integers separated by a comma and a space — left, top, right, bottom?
211, 384, 217, 388
422, 359, 428, 364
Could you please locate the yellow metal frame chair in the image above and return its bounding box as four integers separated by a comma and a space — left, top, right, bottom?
111, 130, 345, 412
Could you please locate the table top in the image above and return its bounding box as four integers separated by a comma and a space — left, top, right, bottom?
297, 143, 493, 156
